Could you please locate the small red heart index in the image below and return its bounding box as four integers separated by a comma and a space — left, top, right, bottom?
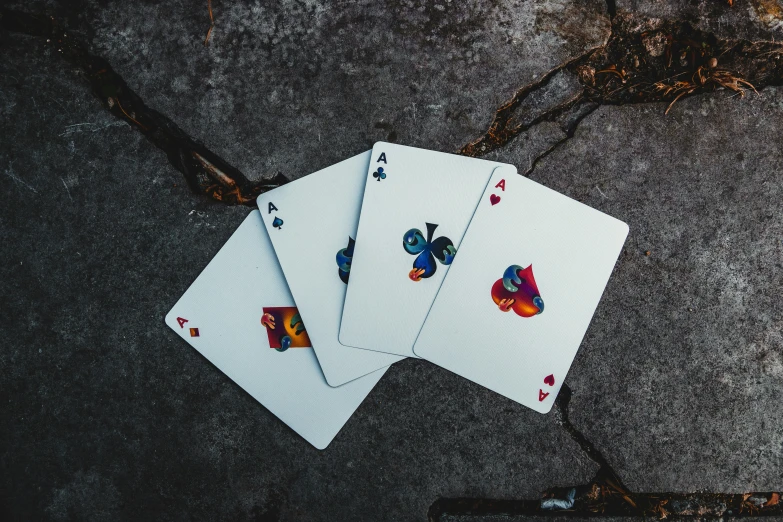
490, 194, 501, 205
544, 374, 555, 386
176, 317, 188, 328
538, 389, 549, 402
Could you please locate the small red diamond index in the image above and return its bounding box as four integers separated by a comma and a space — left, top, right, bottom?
189, 328, 200, 337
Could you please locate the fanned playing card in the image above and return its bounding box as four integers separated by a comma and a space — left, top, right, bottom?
257, 152, 404, 386
413, 170, 628, 412
339, 142, 515, 357
165, 210, 385, 449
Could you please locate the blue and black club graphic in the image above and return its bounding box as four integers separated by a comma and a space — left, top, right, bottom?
403, 223, 456, 281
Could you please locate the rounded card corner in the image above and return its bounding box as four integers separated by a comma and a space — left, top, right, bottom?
324, 373, 351, 388
311, 438, 330, 451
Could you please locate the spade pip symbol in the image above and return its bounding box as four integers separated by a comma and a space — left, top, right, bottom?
272, 217, 284, 230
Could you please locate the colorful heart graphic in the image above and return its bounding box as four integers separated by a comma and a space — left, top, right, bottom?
491, 264, 544, 317
544, 374, 555, 386
490, 194, 501, 205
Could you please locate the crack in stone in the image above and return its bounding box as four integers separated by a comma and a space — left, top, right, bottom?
0, 8, 288, 206
3, 7, 782, 516
606, 0, 618, 20
429, 489, 783, 520
552, 384, 627, 490
428, 383, 782, 520
459, 12, 783, 178
434, 11, 783, 522
459, 53, 595, 158
520, 102, 598, 177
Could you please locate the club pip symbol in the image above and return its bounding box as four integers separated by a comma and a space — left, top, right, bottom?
272, 217, 284, 230
372, 167, 386, 181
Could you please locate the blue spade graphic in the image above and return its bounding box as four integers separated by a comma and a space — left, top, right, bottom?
272, 217, 284, 230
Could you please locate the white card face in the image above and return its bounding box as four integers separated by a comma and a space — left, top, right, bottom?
339, 142, 515, 357
165, 210, 385, 449
413, 170, 628, 413
257, 152, 404, 386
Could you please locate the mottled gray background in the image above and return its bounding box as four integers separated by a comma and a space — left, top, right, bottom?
1, 1, 781, 521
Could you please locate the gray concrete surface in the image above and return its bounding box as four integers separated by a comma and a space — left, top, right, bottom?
617, 0, 783, 41
2, 0, 783, 520
441, 517, 783, 522
84, 0, 609, 180
528, 90, 783, 492
0, 27, 597, 522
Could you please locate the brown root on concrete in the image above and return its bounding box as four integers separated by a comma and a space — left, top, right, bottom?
0, 7, 288, 206
460, 13, 783, 159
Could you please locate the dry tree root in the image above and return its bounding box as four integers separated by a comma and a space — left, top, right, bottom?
655, 64, 758, 114
204, 0, 215, 46
460, 12, 783, 158
0, 7, 287, 205
584, 14, 771, 110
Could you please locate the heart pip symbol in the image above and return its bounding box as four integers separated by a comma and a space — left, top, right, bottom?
544, 374, 555, 386
490, 194, 501, 205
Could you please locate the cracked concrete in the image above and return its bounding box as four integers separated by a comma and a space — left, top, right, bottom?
437, 503, 783, 520
617, 0, 783, 41
1, 31, 598, 522
461, 9, 783, 160
527, 90, 783, 493
9, 0, 610, 181
2, 0, 783, 520
1, 7, 290, 205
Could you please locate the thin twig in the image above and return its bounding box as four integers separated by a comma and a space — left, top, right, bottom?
114, 98, 148, 130
665, 89, 694, 114
204, 0, 215, 46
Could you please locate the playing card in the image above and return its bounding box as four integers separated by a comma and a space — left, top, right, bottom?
413, 169, 628, 413
339, 142, 515, 357
257, 152, 404, 386
165, 210, 385, 449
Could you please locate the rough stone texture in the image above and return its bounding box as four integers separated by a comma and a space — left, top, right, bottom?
618, 0, 783, 41
4, 0, 783, 520
6, 0, 610, 181
438, 515, 783, 522
479, 69, 586, 168
439, 515, 620, 522
525, 89, 783, 492
484, 119, 568, 172
0, 33, 598, 522
439, 515, 660, 522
